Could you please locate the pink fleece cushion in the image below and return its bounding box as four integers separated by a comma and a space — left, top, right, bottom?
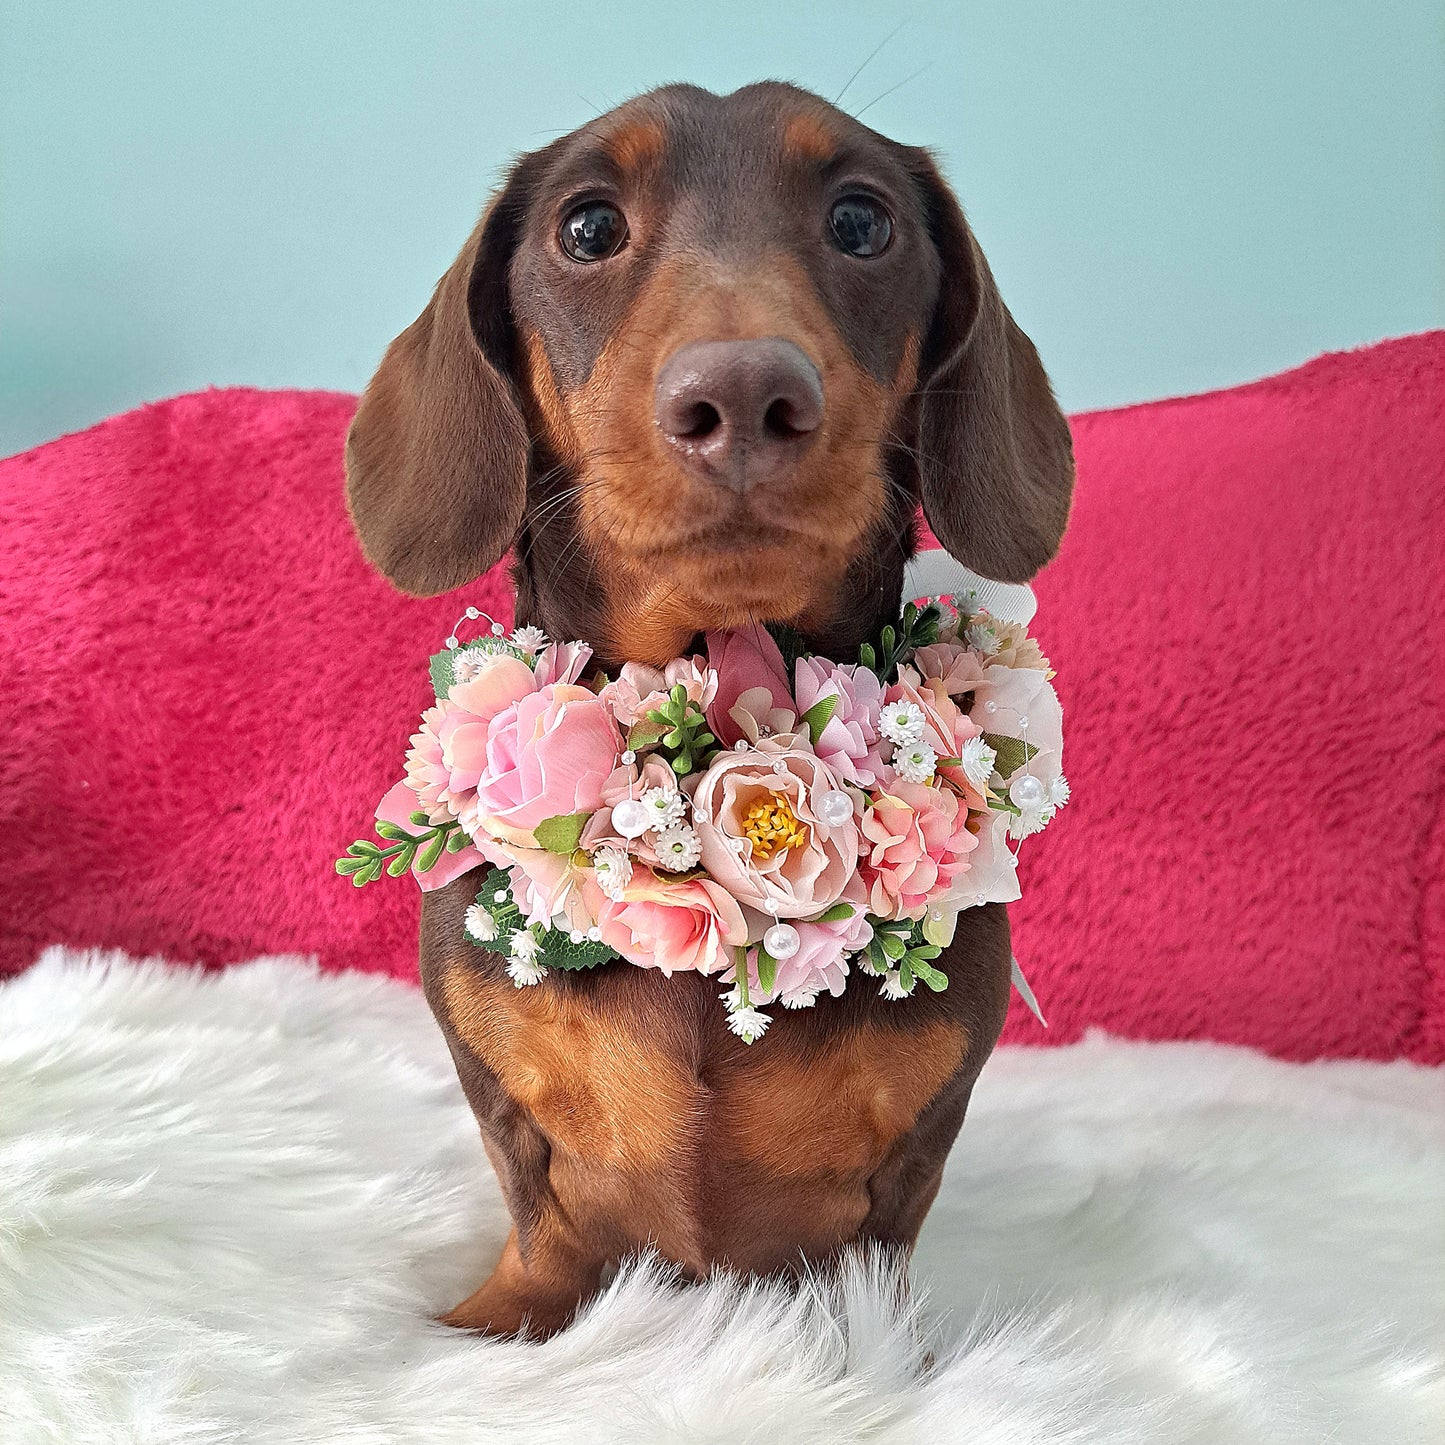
2, 334, 1441, 1061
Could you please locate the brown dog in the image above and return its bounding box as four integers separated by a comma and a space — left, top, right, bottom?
345, 81, 1073, 1338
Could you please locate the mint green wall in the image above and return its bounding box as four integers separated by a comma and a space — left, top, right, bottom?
3, 1, 1442, 456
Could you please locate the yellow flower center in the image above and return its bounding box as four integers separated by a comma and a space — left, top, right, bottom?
740, 792, 810, 861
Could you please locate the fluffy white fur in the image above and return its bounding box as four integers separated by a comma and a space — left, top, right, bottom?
2, 949, 1441, 1444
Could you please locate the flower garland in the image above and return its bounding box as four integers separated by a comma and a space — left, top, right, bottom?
339, 591, 1066, 1042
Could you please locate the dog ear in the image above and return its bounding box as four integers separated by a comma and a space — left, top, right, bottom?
908, 152, 1074, 582
344, 161, 536, 596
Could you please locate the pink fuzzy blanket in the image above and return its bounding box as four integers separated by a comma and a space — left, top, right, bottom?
3, 334, 1442, 1061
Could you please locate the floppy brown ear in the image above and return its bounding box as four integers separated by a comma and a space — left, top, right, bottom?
344, 163, 535, 596
908, 152, 1075, 582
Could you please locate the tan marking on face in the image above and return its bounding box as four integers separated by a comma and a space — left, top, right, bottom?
440, 962, 702, 1174
713, 1020, 968, 1178
543, 251, 902, 655
782, 111, 838, 165
519, 328, 582, 465
601, 116, 667, 173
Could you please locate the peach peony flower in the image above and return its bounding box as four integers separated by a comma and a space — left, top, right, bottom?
859, 781, 979, 920
692, 742, 858, 919
599, 656, 718, 730
404, 654, 539, 826
472, 683, 622, 846
594, 870, 748, 975
793, 657, 887, 786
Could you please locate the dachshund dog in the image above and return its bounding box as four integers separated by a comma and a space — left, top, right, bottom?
345, 81, 1073, 1338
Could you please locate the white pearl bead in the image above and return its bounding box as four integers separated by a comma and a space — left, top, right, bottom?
763, 923, 801, 960
611, 798, 650, 839
621, 750, 636, 765
816, 789, 854, 827
734, 740, 749, 752
984, 700, 997, 713
493, 889, 509, 902
764, 898, 780, 915
569, 931, 584, 943
445, 636, 459, 650
1009, 773, 1047, 810
465, 607, 480, 619
490, 622, 505, 636
587, 927, 602, 942
1017, 714, 1030, 730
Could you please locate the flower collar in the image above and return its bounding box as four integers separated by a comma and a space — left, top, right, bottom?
340, 581, 1064, 1041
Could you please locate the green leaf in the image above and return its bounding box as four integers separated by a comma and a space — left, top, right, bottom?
898, 959, 915, 992
756, 946, 778, 995
429, 649, 456, 701
446, 829, 469, 852
859, 642, 877, 671
813, 902, 856, 924
800, 692, 839, 744
909, 957, 949, 992
374, 820, 411, 842
409, 810, 430, 826
982, 732, 1038, 778
628, 720, 669, 750
541, 934, 619, 971
335, 855, 367, 876
533, 811, 590, 854
880, 931, 907, 960
416, 832, 446, 873
386, 851, 412, 878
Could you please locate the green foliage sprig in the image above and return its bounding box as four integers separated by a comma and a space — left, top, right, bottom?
859, 915, 948, 995
466, 867, 619, 971
629, 684, 717, 775
858, 600, 943, 682
336, 810, 469, 886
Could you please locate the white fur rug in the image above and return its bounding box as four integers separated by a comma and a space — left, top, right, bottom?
2, 950, 1441, 1444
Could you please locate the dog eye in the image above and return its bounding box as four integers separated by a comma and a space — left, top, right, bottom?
559, 201, 629, 262
828, 195, 892, 258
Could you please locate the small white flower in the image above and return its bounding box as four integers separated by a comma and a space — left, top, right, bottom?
879, 971, 912, 1000
510, 624, 548, 656
463, 904, 498, 944
879, 700, 926, 746
966, 619, 1000, 655
779, 988, 820, 1010
451, 646, 497, 684
509, 929, 542, 964
654, 824, 702, 871
726, 1003, 771, 1043
591, 845, 633, 901
507, 955, 548, 987
640, 786, 686, 831
957, 735, 997, 788
1008, 806, 1053, 841
1048, 774, 1071, 808
893, 740, 938, 784
952, 588, 981, 618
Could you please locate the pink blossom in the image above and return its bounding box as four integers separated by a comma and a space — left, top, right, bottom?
594, 870, 748, 976
884, 676, 990, 809
734, 886, 874, 1005
404, 655, 539, 825
858, 781, 979, 920
504, 846, 598, 934
533, 640, 594, 687
793, 657, 887, 786
374, 780, 489, 893
579, 755, 683, 866
907, 641, 987, 698
692, 742, 858, 918
600, 656, 717, 730
472, 683, 622, 847
704, 625, 793, 747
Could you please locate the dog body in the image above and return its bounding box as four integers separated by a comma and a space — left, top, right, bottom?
346, 83, 1073, 1337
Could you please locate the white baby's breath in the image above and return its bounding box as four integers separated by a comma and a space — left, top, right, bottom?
1048, 775, 1071, 808
509, 929, 542, 964
725, 1004, 771, 1044
957, 735, 997, 788
463, 904, 497, 944
879, 700, 926, 746
506, 956, 548, 988
591, 845, 632, 901
879, 971, 912, 1001
654, 824, 702, 871
640, 786, 686, 831
893, 740, 938, 784
510, 625, 547, 656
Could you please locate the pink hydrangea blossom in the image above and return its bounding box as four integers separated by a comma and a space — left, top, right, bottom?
858, 781, 979, 920
600, 656, 718, 730
793, 657, 886, 786
472, 683, 622, 847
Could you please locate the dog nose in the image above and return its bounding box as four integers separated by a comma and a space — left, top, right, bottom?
654, 339, 824, 491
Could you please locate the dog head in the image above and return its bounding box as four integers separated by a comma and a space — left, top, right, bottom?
345, 82, 1073, 664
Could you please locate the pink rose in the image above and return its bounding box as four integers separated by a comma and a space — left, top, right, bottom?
472, 683, 622, 846
404, 655, 540, 825
793, 657, 886, 786
374, 780, 489, 893
705, 625, 793, 747
859, 781, 979, 920
692, 742, 858, 919
595, 870, 748, 976
600, 656, 718, 730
